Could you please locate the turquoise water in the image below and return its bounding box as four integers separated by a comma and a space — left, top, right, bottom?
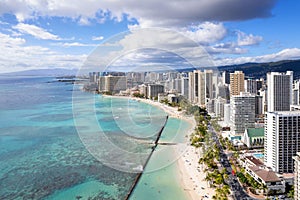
130, 118, 192, 200
0, 76, 192, 200
253, 153, 264, 159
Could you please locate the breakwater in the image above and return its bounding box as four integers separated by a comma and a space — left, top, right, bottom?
125, 115, 169, 200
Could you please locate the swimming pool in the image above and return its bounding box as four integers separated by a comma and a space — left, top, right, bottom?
253, 153, 264, 159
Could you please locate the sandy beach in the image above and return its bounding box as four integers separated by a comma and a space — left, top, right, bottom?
129, 97, 215, 200
173, 113, 216, 200
107, 95, 215, 199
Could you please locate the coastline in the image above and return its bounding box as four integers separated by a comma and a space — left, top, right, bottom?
104, 95, 214, 200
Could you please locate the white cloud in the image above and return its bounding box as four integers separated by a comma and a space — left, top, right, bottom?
183, 22, 227, 44
78, 17, 91, 26
0, 32, 26, 46
0, 32, 86, 73
54, 42, 98, 47
92, 36, 104, 41
0, 0, 276, 26
237, 31, 263, 46
207, 42, 248, 54
13, 23, 61, 40
82, 28, 215, 73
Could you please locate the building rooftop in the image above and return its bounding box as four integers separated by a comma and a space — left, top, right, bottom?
267, 110, 300, 116
245, 155, 264, 167
249, 166, 281, 183
281, 173, 294, 179
246, 128, 264, 139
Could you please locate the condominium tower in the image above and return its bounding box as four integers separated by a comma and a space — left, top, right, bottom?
188, 70, 205, 105
293, 152, 300, 199
267, 71, 293, 112
230, 71, 245, 96
230, 92, 256, 135
265, 111, 300, 173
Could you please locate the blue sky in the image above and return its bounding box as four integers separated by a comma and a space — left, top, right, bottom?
0, 0, 300, 73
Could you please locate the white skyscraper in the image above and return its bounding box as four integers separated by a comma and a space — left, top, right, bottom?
230, 92, 256, 135
215, 97, 227, 118
224, 103, 231, 126
267, 71, 293, 112
265, 111, 300, 173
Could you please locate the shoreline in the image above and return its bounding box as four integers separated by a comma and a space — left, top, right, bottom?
104, 95, 215, 200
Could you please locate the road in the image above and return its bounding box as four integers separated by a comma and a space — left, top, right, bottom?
208, 124, 258, 200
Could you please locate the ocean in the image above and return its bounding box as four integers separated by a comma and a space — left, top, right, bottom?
0, 76, 192, 200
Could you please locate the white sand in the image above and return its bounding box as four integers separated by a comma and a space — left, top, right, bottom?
134, 98, 216, 200
108, 96, 215, 199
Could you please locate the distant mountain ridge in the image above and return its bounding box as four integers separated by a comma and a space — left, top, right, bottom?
1, 59, 300, 79
217, 59, 300, 79
0, 68, 78, 76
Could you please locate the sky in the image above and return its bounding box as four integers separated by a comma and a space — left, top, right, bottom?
0, 0, 300, 73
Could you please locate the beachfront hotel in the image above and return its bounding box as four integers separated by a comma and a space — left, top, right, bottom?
147, 84, 164, 99
264, 111, 300, 173
97, 75, 127, 93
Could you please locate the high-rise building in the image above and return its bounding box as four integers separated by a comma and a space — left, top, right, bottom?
293, 152, 300, 199
222, 71, 230, 85
267, 71, 293, 112
104, 75, 127, 93
174, 78, 182, 93
215, 97, 227, 118
224, 103, 231, 126
255, 95, 263, 117
89, 72, 100, 83
145, 72, 157, 83
293, 80, 300, 105
230, 71, 245, 96
148, 84, 164, 99
204, 70, 213, 99
217, 83, 230, 100
264, 111, 300, 173
139, 84, 148, 97
181, 77, 189, 99
258, 89, 268, 114
195, 70, 205, 105
206, 99, 215, 115
245, 78, 258, 95
188, 70, 205, 105
230, 92, 255, 135
256, 78, 264, 91
188, 72, 194, 103
98, 76, 105, 91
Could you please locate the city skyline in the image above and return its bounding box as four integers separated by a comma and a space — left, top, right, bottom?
0, 1, 300, 73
